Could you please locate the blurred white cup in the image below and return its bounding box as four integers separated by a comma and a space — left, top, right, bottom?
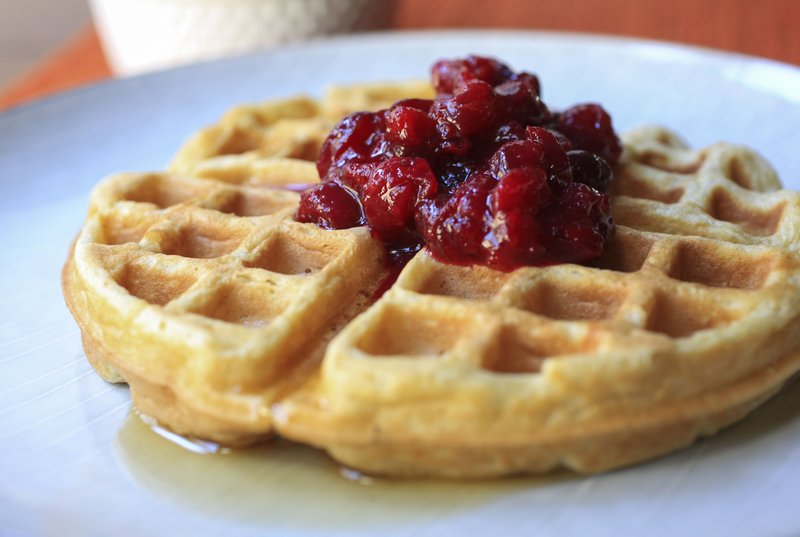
89, 0, 396, 76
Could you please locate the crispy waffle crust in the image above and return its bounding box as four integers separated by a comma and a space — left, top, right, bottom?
64, 84, 800, 477
168, 80, 434, 176
64, 82, 432, 444
62, 162, 386, 444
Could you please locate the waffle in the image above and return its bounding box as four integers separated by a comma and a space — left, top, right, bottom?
64, 81, 432, 443
63, 83, 800, 476
168, 80, 433, 176
62, 158, 386, 444
272, 125, 800, 476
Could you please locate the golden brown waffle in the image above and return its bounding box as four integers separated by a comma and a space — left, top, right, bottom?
63, 80, 800, 477
64, 80, 433, 446
63, 158, 385, 445
169, 81, 433, 176
272, 125, 800, 476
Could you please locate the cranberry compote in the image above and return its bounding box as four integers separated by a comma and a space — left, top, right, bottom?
296, 55, 622, 271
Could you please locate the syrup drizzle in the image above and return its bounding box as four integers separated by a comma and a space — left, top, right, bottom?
271, 183, 319, 194
116, 410, 574, 529
112, 379, 800, 531
137, 411, 228, 455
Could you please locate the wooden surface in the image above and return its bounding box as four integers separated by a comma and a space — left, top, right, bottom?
396, 0, 800, 65
1, 0, 798, 110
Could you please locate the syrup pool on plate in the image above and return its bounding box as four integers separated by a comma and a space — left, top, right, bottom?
113, 379, 800, 531
114, 410, 575, 529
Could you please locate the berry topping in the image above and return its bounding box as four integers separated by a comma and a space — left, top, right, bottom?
362, 157, 437, 243
489, 140, 545, 178
567, 150, 613, 192
432, 80, 496, 136
385, 101, 436, 151
494, 76, 547, 125
431, 55, 515, 94
541, 182, 613, 263
317, 111, 388, 179
296, 182, 364, 229
525, 126, 573, 184
491, 167, 551, 214
297, 55, 622, 271
555, 103, 623, 166
417, 173, 495, 264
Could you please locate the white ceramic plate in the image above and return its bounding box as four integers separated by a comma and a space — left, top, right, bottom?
1, 31, 799, 537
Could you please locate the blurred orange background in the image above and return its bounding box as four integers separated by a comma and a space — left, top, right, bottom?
1, 0, 797, 110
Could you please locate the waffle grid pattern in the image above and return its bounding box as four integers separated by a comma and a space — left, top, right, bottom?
168, 81, 434, 176
64, 83, 800, 476
65, 159, 384, 444
272, 126, 800, 475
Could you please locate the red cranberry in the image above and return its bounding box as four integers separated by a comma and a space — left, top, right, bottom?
392, 98, 433, 112
316, 112, 387, 178
433, 158, 482, 192
431, 56, 514, 94
301, 56, 620, 272
490, 167, 551, 213
417, 173, 495, 264
525, 127, 573, 184
483, 169, 551, 269
548, 129, 574, 153
432, 80, 496, 137
542, 182, 613, 263
361, 157, 437, 240
551, 221, 606, 262
296, 182, 364, 229
385, 103, 436, 151
567, 150, 613, 192
491, 121, 527, 146
484, 209, 547, 271
334, 162, 375, 193
489, 140, 545, 178
508, 72, 541, 98
556, 104, 622, 165
494, 77, 547, 125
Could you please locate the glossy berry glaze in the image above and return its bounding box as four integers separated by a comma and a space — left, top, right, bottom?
296, 56, 622, 271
